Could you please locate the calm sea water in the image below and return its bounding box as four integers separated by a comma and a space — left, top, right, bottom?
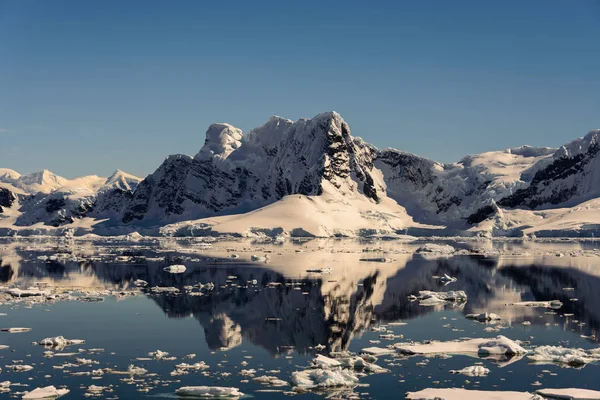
0, 239, 599, 399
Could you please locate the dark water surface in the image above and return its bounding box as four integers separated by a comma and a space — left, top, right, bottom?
0, 239, 599, 399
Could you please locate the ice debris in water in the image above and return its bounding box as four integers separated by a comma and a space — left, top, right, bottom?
466, 313, 502, 322
396, 335, 526, 356
406, 388, 542, 400
175, 386, 244, 398
1, 327, 31, 333
506, 300, 563, 309
450, 365, 491, 376
416, 243, 455, 255
527, 346, 600, 367
164, 264, 186, 273
291, 368, 359, 390
22, 385, 70, 399
409, 290, 467, 306
148, 349, 175, 360
38, 336, 85, 349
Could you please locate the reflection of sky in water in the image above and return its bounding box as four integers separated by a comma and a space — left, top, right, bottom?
0, 240, 599, 398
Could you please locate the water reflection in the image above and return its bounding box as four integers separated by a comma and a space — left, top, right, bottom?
1, 242, 599, 356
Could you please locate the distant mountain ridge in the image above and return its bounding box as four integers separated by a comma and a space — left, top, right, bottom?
1, 112, 599, 238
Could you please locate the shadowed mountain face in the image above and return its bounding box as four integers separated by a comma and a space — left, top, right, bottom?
2, 245, 600, 354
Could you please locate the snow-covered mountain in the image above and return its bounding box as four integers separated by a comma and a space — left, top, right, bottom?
0, 170, 141, 227
1, 111, 599, 237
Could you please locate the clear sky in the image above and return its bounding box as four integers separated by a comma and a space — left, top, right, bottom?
1, 0, 600, 178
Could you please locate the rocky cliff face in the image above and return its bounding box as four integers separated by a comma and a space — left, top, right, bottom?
499, 130, 600, 209
118, 112, 386, 226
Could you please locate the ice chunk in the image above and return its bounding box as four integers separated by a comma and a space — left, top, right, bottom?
527, 346, 600, 367
466, 313, 502, 322
1, 327, 31, 333
175, 386, 243, 398
164, 265, 186, 273
22, 385, 70, 399
410, 290, 467, 306
450, 365, 490, 376
536, 388, 600, 399
39, 336, 84, 349
396, 335, 526, 357
6, 288, 48, 297
507, 300, 563, 309
7, 364, 34, 372
291, 368, 359, 390
416, 243, 455, 254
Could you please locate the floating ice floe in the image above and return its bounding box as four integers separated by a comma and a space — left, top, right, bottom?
133, 279, 148, 287
1, 327, 31, 333
536, 388, 600, 399
409, 290, 467, 306
435, 273, 457, 285
164, 264, 186, 273
466, 313, 502, 322
6, 364, 34, 372
22, 385, 70, 399
311, 354, 388, 373
251, 255, 269, 262
291, 368, 359, 390
450, 365, 490, 376
5, 288, 48, 297
253, 375, 288, 386
175, 386, 244, 398
507, 300, 563, 309
38, 336, 85, 349
527, 346, 600, 367
150, 286, 180, 294
148, 349, 176, 360
405, 388, 540, 399
396, 335, 526, 358
360, 347, 395, 356
416, 243, 455, 255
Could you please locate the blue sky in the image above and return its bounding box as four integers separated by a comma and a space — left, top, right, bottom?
1, 0, 600, 178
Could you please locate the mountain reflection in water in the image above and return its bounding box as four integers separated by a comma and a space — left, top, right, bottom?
0, 242, 598, 356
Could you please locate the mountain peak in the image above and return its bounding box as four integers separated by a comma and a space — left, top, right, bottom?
195, 123, 243, 162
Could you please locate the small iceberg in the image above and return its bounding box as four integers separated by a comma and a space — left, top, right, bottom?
466, 313, 502, 322
450, 365, 490, 376
409, 290, 467, 306
527, 346, 600, 367
164, 265, 186, 273
396, 335, 526, 357
175, 386, 243, 398
22, 386, 70, 399
291, 368, 359, 390
507, 300, 563, 309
